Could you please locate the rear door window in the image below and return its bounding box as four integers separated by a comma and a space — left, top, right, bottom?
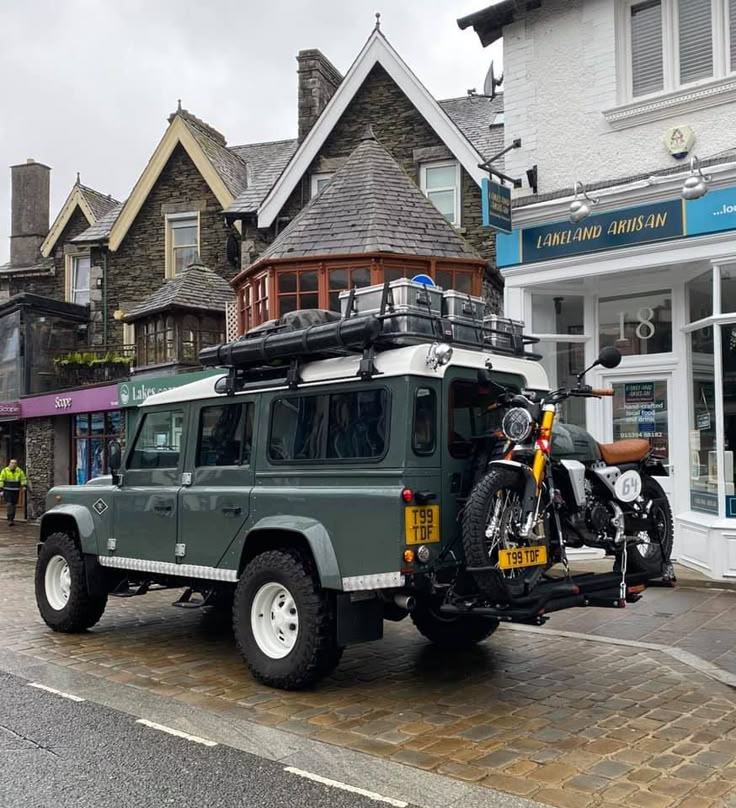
413, 388, 436, 455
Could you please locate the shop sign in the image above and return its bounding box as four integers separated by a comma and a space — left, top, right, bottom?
727, 496, 736, 518
481, 178, 513, 233
117, 369, 222, 408
685, 185, 736, 237
0, 400, 21, 421
22, 384, 119, 419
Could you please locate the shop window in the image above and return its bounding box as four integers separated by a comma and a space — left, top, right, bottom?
689, 327, 718, 514
166, 213, 199, 278
620, 0, 734, 101
277, 269, 319, 316
536, 341, 587, 427
0, 311, 20, 401
128, 410, 184, 470
73, 410, 123, 484
420, 161, 461, 225
688, 270, 713, 322
413, 388, 436, 455
328, 267, 371, 312
721, 324, 736, 508
531, 294, 584, 335
599, 290, 672, 355
721, 266, 736, 314
269, 389, 389, 462
196, 402, 253, 467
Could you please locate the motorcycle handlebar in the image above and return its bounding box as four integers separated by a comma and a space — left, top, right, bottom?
590, 388, 614, 397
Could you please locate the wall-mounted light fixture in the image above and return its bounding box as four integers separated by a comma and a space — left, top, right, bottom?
681, 155, 711, 200
569, 181, 599, 224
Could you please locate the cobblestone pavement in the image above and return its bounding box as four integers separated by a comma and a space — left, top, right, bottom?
3, 525, 736, 807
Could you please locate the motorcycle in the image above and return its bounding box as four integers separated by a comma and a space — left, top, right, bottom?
462, 346, 674, 603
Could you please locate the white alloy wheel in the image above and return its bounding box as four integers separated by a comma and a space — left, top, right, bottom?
45, 555, 71, 611
250, 582, 299, 659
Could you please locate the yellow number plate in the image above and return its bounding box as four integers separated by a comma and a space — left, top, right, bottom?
498, 545, 548, 570
405, 505, 440, 545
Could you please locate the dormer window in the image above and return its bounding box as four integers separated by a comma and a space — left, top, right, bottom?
166, 213, 199, 278
420, 161, 461, 225
310, 173, 333, 197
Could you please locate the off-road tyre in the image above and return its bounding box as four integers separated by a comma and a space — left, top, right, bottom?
462, 466, 548, 602
620, 476, 674, 578
233, 549, 342, 690
411, 597, 498, 648
35, 532, 107, 632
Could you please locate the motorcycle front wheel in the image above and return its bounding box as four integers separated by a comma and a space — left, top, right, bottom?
462, 466, 550, 603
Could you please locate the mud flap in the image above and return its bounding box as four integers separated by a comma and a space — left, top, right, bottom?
336, 593, 383, 646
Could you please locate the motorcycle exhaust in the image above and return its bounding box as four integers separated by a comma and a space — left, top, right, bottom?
394, 594, 416, 612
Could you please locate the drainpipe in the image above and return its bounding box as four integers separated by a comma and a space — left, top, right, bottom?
102, 248, 109, 346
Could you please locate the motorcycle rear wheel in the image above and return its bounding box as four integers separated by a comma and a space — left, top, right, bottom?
620, 476, 673, 577
462, 467, 549, 602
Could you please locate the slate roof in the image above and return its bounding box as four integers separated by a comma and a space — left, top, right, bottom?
225, 139, 299, 215
250, 129, 482, 266
78, 183, 119, 220
439, 94, 504, 161
124, 259, 234, 322
176, 110, 249, 198
0, 257, 54, 274
457, 1, 518, 47
72, 202, 124, 243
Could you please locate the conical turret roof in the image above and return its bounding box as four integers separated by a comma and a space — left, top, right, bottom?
251, 129, 481, 266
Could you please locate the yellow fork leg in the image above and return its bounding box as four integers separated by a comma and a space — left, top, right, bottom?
531, 408, 555, 486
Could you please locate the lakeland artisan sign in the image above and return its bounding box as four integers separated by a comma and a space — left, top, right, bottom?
496, 184, 736, 267
481, 178, 513, 233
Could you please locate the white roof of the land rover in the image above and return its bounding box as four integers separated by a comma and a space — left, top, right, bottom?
142, 344, 550, 408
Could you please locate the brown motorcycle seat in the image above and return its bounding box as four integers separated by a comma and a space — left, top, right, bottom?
597, 439, 651, 465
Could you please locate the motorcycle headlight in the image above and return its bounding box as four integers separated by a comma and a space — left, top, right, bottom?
502, 407, 534, 443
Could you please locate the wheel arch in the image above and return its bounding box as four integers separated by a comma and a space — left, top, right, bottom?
39, 506, 97, 554
240, 516, 342, 590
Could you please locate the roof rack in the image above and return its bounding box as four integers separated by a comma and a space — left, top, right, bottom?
199, 282, 540, 388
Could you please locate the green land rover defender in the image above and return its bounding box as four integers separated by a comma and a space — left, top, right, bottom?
34, 283, 671, 689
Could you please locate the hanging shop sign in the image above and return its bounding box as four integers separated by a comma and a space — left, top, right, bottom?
497, 184, 736, 267
22, 384, 119, 418
117, 369, 222, 408
481, 178, 513, 233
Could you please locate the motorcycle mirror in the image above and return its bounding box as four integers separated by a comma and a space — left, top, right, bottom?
597, 346, 622, 369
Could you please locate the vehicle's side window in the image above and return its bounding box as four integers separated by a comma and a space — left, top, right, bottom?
196, 402, 254, 467
413, 388, 436, 455
128, 410, 185, 469
269, 389, 389, 461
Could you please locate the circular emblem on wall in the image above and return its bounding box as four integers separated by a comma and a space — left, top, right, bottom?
119, 384, 130, 406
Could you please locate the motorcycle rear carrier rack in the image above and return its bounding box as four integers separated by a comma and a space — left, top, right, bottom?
441, 570, 656, 625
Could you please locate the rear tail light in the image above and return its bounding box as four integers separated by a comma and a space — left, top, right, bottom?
401, 488, 414, 503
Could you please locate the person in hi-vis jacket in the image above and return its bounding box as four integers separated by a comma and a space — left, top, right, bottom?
0, 459, 27, 526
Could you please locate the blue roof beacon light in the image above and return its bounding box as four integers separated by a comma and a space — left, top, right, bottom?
411, 273, 436, 287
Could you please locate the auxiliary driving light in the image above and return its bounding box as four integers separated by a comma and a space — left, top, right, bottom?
416, 545, 430, 563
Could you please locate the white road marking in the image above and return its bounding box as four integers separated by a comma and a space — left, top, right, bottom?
284, 766, 408, 807
136, 718, 217, 747
28, 682, 85, 702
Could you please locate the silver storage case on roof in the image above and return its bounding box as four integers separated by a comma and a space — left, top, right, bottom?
339, 279, 443, 318
483, 315, 525, 353
441, 291, 485, 321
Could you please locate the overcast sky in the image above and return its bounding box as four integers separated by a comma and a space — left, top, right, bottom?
0, 0, 502, 263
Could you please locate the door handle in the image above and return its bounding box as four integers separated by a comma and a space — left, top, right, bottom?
154, 503, 173, 513
221, 505, 242, 515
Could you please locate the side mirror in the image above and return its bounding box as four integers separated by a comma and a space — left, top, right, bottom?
109, 440, 122, 472
597, 346, 622, 369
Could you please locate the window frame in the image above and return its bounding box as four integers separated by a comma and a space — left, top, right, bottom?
267, 387, 392, 465
165, 211, 200, 279
310, 173, 333, 197
419, 160, 461, 226
412, 387, 437, 456
618, 0, 735, 104
65, 253, 91, 306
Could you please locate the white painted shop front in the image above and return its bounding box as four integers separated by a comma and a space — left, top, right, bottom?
498, 164, 736, 580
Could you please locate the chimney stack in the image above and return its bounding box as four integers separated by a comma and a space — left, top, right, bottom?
297, 50, 342, 141
10, 158, 50, 266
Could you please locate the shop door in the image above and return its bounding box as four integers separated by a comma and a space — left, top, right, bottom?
112, 408, 185, 563
178, 399, 255, 569
601, 374, 673, 497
